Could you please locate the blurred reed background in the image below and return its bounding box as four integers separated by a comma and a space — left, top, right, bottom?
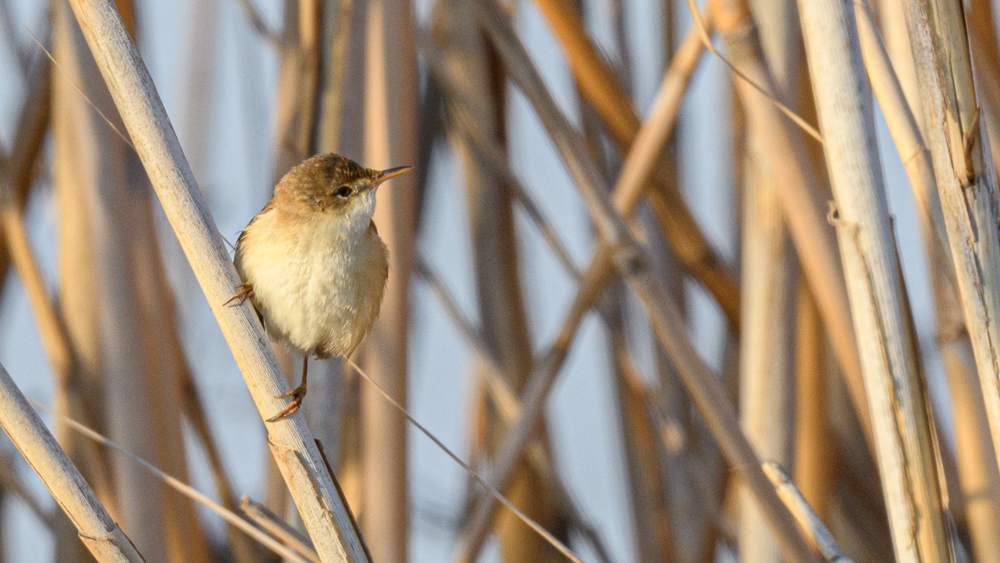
0, 0, 999, 561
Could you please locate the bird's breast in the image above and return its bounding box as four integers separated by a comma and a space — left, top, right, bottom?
235, 212, 388, 358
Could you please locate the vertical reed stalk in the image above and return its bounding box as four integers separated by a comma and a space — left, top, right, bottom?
855, 4, 1000, 558
607, 292, 677, 562
738, 132, 795, 563
798, 0, 951, 559
53, 2, 173, 556
900, 0, 1000, 504
737, 0, 798, 559
362, 0, 417, 560
712, 0, 873, 449
793, 282, 833, 521
51, 4, 123, 559
432, 1, 563, 559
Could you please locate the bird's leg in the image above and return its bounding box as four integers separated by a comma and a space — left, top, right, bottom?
267, 355, 308, 421
224, 282, 254, 306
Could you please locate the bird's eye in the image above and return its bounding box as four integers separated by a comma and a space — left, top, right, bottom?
334, 185, 353, 198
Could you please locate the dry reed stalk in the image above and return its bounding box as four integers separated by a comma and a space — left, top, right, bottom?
876, 0, 922, 129
855, 3, 946, 253
241, 497, 320, 562
711, 0, 874, 448
36, 401, 316, 563
737, 0, 798, 559
644, 12, 706, 555
54, 1, 173, 555
432, 2, 564, 558
51, 7, 118, 560
131, 197, 211, 563
319, 0, 353, 151
798, 0, 952, 559
738, 125, 795, 563
529, 0, 741, 329
967, 0, 1000, 173
607, 293, 677, 562
330, 0, 369, 515
763, 463, 852, 563
361, 0, 417, 560
463, 2, 820, 561
273, 0, 323, 180
0, 52, 49, 286
62, 0, 370, 559
0, 362, 141, 561
649, 256, 708, 562
856, 4, 1000, 558
901, 0, 1000, 504
793, 282, 833, 521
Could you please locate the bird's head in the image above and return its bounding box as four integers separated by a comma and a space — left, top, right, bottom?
274, 153, 411, 228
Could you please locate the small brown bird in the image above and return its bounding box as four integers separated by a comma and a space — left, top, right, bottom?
232, 153, 411, 421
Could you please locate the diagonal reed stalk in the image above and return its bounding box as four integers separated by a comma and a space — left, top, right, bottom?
529, 0, 741, 329
62, 0, 369, 560
35, 401, 317, 563
763, 462, 852, 563
0, 361, 142, 561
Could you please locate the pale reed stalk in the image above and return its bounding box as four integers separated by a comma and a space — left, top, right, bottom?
63, 0, 369, 559
798, 0, 951, 559
737, 0, 798, 559
361, 1, 418, 561
901, 0, 1000, 518
855, 4, 1000, 559
0, 362, 141, 561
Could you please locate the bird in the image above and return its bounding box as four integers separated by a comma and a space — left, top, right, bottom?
231, 153, 411, 421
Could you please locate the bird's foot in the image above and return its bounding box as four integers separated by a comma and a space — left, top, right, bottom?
267, 383, 307, 421
224, 282, 254, 306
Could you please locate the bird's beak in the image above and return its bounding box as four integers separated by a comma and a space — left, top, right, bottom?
368, 166, 412, 190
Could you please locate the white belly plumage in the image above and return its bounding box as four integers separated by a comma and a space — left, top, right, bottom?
235, 209, 388, 359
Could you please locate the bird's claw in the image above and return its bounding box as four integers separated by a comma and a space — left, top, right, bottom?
267, 384, 306, 422
225, 282, 254, 306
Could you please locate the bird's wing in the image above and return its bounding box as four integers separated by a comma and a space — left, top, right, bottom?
235, 199, 276, 253
234, 200, 276, 327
